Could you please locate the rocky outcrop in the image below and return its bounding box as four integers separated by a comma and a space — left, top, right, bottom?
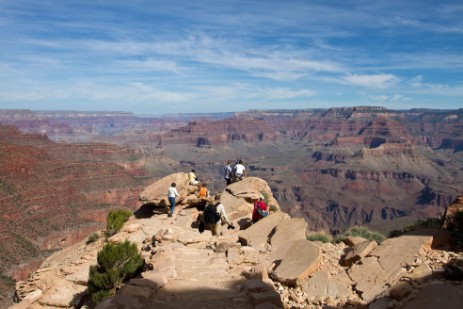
10, 177, 463, 309
443, 196, 463, 228
2, 108, 463, 240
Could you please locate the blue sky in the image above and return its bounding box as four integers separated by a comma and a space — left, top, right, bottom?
0, 0, 462, 115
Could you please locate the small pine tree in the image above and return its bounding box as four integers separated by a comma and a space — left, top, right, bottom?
88, 240, 143, 304
106, 209, 132, 237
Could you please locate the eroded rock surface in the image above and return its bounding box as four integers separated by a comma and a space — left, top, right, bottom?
10, 178, 463, 309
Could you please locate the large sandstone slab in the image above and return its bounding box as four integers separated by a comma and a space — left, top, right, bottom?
37, 280, 87, 307
269, 217, 308, 262
348, 256, 392, 301
139, 172, 191, 205
221, 177, 279, 221
272, 239, 321, 286
369, 232, 437, 270
65, 261, 93, 285
238, 212, 289, 248
348, 232, 446, 302
220, 189, 253, 221
226, 177, 276, 203
302, 271, 354, 303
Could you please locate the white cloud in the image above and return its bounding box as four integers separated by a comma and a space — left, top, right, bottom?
369, 94, 410, 102
407, 76, 463, 96
343, 73, 400, 88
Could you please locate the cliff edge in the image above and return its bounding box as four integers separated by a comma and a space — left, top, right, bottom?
10, 175, 463, 309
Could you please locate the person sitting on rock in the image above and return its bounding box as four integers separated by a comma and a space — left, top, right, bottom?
198, 183, 210, 199
252, 196, 268, 224
233, 160, 246, 182
202, 195, 233, 236
188, 169, 199, 186
167, 182, 181, 217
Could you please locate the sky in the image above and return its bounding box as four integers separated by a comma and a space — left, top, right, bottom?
0, 0, 462, 115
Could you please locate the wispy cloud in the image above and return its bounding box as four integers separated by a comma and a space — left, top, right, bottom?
342, 74, 400, 89
0, 0, 461, 113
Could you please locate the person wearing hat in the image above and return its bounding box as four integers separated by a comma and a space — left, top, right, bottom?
252, 196, 268, 224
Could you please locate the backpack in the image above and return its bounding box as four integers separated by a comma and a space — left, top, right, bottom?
203, 204, 221, 224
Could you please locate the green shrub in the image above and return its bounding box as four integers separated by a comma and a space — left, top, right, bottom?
307, 231, 333, 243
260, 190, 278, 212
86, 232, 100, 244
389, 217, 444, 238
445, 210, 463, 241
106, 209, 132, 237
88, 240, 143, 304
336, 226, 386, 244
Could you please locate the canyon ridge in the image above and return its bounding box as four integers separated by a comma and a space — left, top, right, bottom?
0, 106, 462, 307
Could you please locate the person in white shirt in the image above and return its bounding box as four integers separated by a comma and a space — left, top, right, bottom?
233, 160, 246, 181
167, 183, 180, 216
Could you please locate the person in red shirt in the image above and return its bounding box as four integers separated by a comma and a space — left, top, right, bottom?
252, 196, 268, 224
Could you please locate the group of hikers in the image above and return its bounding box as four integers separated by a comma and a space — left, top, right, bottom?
166, 159, 268, 236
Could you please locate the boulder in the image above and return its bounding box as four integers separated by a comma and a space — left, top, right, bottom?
443, 196, 463, 229
343, 240, 378, 266
238, 212, 289, 248
221, 177, 279, 220
139, 172, 191, 206
226, 177, 277, 205
271, 239, 321, 286
220, 189, 253, 221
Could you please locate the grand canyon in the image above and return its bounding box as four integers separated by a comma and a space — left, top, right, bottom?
1, 106, 463, 307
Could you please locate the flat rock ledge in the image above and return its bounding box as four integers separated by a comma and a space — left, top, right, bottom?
10, 177, 463, 309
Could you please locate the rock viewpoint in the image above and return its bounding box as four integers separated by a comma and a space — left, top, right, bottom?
10, 176, 463, 309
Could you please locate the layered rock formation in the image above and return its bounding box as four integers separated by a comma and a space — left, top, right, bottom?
0, 126, 152, 308
4, 107, 461, 231
10, 176, 463, 309
2, 107, 463, 307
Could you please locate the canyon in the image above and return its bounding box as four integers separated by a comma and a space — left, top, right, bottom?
0, 106, 462, 307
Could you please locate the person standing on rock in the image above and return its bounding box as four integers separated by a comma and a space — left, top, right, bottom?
202, 195, 233, 236
167, 182, 181, 217
233, 160, 246, 182
223, 161, 233, 185
252, 196, 268, 224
